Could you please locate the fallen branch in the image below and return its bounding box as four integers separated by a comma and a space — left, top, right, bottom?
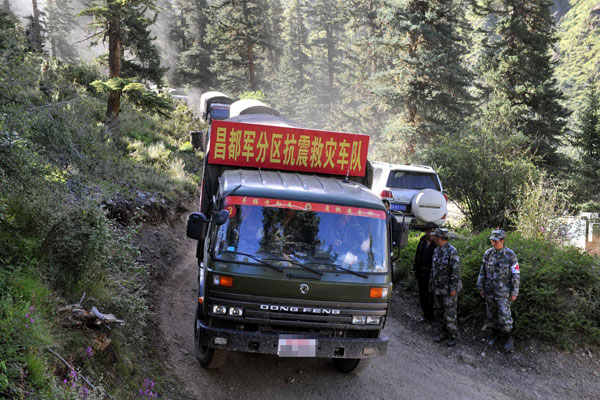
58, 303, 125, 329
45, 347, 115, 400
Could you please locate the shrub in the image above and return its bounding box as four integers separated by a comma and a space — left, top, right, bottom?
396, 231, 600, 347
179, 141, 194, 153
426, 125, 537, 230
511, 174, 569, 243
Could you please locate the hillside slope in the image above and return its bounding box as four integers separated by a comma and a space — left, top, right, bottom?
556, 0, 600, 113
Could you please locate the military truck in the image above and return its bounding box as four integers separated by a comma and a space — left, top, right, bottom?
200, 91, 235, 123
186, 103, 392, 373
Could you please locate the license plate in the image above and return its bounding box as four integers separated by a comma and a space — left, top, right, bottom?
277, 336, 317, 357
390, 203, 407, 211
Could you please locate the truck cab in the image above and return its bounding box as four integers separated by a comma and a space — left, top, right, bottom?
187, 109, 390, 373
200, 91, 235, 123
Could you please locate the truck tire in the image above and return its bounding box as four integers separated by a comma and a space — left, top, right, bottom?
194, 309, 228, 369
332, 358, 370, 373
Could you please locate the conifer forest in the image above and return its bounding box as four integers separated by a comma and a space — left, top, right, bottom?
1, 0, 600, 398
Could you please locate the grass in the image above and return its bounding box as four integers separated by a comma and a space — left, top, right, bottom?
0, 16, 202, 395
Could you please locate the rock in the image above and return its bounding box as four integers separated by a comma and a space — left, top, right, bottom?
180, 348, 190, 355
459, 352, 477, 367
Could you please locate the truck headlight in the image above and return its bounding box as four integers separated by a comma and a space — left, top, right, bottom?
352, 316, 366, 325
228, 307, 243, 317
366, 316, 381, 325
213, 305, 227, 315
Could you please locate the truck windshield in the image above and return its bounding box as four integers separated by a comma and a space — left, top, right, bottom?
214, 198, 388, 274
386, 171, 440, 191
210, 106, 230, 120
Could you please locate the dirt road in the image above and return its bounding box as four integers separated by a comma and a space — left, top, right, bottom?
155, 223, 599, 400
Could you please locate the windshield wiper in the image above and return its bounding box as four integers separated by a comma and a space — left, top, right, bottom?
263, 257, 322, 278
216, 250, 283, 273
305, 261, 369, 279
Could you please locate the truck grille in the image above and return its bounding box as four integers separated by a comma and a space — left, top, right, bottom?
207, 289, 387, 332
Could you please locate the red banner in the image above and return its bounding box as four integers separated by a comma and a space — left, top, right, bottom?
208, 120, 370, 177
224, 196, 386, 220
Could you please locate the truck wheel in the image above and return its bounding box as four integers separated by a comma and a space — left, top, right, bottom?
194, 310, 228, 369
332, 358, 370, 373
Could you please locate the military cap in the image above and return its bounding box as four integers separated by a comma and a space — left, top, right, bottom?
425, 222, 438, 230
432, 228, 449, 239
489, 229, 506, 241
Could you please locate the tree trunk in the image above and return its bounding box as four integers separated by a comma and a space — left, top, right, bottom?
106, 0, 122, 121
247, 44, 256, 91
242, 0, 256, 90
325, 23, 334, 90
31, 0, 42, 51
48, 0, 56, 57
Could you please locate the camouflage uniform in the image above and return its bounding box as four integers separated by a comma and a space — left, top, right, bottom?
430, 239, 462, 340
477, 242, 520, 334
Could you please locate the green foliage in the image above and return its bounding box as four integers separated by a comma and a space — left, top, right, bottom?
511, 174, 568, 243
42, 203, 116, 296
179, 141, 193, 152
168, 0, 215, 88
397, 232, 600, 347
92, 78, 174, 116
45, 0, 77, 62
474, 0, 570, 169
206, 0, 273, 93
426, 125, 537, 230
122, 83, 174, 117
238, 90, 267, 101
0, 263, 55, 397
375, 0, 473, 146
555, 0, 600, 115
0, 13, 197, 395
569, 83, 600, 207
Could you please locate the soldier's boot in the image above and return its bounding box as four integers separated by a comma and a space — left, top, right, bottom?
487, 329, 500, 347
433, 332, 448, 343
503, 334, 514, 353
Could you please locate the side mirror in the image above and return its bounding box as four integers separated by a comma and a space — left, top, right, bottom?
212, 209, 230, 226
187, 212, 209, 240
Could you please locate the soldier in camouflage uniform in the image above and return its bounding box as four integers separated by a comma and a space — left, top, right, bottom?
429, 228, 462, 347
477, 229, 520, 352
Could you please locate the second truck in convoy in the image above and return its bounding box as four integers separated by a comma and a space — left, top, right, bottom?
187, 98, 393, 373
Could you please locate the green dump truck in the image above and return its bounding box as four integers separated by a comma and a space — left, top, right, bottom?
186, 106, 392, 373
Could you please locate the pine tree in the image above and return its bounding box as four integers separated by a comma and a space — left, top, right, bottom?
571, 83, 600, 204
80, 0, 168, 120
475, 0, 570, 169
283, 0, 310, 91
206, 0, 272, 94
122, 9, 168, 84
2, 0, 13, 15
308, 0, 345, 110
46, 0, 77, 62
268, 0, 315, 123
26, 0, 46, 52
264, 0, 283, 82
375, 0, 473, 150
331, 0, 386, 134
170, 0, 214, 88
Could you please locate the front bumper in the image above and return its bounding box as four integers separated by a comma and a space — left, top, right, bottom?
196, 319, 388, 359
